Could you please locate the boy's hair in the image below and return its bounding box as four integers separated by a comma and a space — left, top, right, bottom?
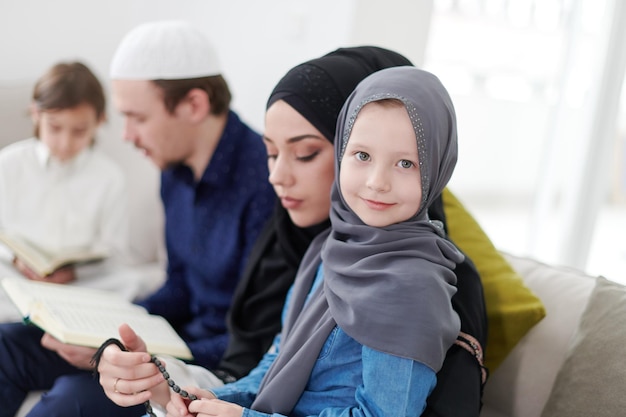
153, 75, 231, 116
32, 61, 106, 136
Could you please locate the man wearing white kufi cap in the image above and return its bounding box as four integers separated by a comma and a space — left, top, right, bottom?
2, 20, 275, 417
110, 20, 222, 80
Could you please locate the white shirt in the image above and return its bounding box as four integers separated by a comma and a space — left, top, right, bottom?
0, 137, 130, 271
0, 138, 167, 323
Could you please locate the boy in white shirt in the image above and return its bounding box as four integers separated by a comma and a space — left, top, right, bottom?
0, 61, 130, 284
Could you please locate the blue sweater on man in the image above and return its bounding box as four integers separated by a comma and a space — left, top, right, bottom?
140, 110, 275, 368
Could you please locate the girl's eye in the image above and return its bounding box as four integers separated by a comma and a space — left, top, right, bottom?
398, 160, 414, 169
355, 151, 370, 162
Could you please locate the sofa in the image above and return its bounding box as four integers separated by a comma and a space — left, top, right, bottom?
15, 251, 609, 417
480, 253, 599, 417
5, 80, 623, 417
442, 188, 624, 417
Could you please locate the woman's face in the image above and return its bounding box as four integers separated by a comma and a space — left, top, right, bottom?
264, 100, 335, 228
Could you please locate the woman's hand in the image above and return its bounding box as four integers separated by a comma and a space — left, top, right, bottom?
41, 333, 96, 369
98, 323, 170, 407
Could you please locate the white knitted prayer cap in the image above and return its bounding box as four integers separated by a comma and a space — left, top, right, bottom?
110, 20, 222, 80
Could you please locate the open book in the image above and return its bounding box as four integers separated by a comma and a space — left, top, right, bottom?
0, 231, 108, 277
0, 277, 193, 360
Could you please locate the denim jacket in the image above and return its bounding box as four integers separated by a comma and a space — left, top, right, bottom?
211, 264, 436, 416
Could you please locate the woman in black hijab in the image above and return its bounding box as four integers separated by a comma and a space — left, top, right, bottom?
221, 49, 488, 417
100, 47, 487, 417
168, 63, 486, 417
220, 46, 420, 380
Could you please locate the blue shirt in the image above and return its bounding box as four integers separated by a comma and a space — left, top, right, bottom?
139, 111, 275, 368
211, 265, 437, 417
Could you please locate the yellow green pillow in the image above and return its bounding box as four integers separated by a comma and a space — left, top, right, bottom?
442, 188, 546, 371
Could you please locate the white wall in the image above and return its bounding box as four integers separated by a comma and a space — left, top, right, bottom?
2, 1, 624, 276
0, 0, 580, 250
0, 0, 432, 131
0, 0, 434, 263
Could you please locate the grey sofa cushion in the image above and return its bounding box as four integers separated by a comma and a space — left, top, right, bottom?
540, 276, 626, 417
480, 253, 596, 417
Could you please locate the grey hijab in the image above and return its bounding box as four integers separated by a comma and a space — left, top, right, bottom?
325, 66, 463, 363
252, 67, 463, 415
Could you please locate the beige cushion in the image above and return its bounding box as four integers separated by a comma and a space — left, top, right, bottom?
16, 391, 43, 417
540, 276, 626, 417
0, 81, 32, 149
480, 253, 596, 417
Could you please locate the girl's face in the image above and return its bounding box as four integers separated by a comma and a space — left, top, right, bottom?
33, 102, 101, 162
264, 100, 335, 228
340, 101, 423, 227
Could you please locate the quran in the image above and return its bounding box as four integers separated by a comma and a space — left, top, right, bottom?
0, 231, 107, 277
0, 277, 193, 360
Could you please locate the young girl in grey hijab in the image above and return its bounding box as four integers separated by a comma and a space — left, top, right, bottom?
168, 66, 467, 417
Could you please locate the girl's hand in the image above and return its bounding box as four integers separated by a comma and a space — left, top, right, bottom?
166, 386, 217, 417
188, 397, 244, 417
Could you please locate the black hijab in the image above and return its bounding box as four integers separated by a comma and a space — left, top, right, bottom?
217, 46, 415, 379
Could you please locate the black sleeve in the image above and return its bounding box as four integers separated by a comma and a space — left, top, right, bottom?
423, 195, 489, 417
216, 219, 294, 379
